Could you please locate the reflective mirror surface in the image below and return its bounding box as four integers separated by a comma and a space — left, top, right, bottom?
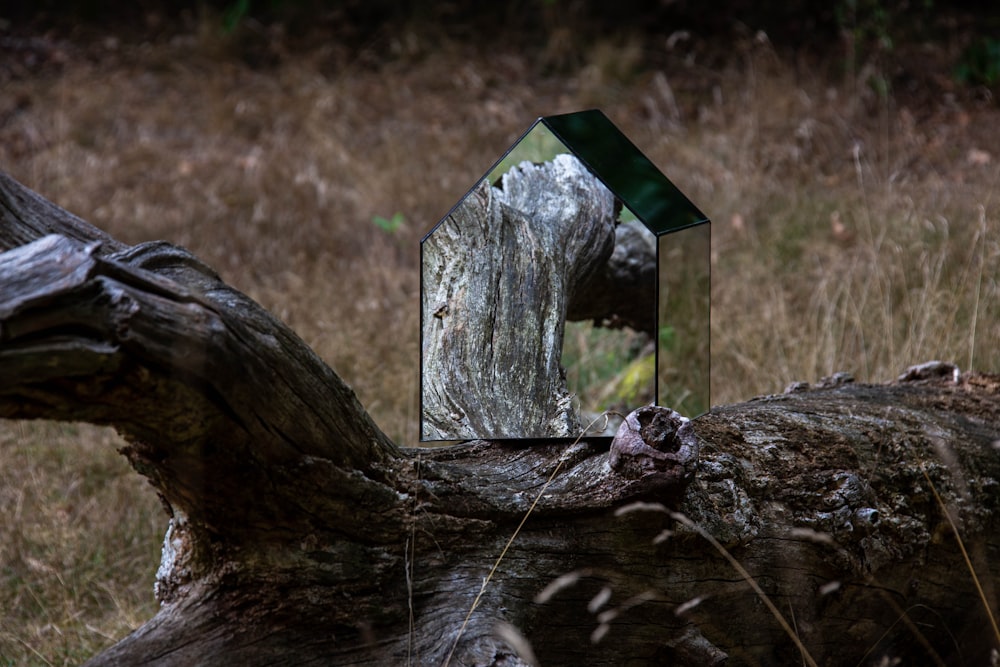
421, 110, 709, 441
658, 223, 711, 417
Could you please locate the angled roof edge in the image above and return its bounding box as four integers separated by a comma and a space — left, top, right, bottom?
541, 110, 709, 236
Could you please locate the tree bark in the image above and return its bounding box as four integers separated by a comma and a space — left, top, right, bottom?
1, 170, 998, 666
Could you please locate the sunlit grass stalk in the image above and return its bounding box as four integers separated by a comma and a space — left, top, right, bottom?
966, 207, 988, 370
613, 502, 819, 667
854, 603, 950, 667
921, 466, 1000, 645
442, 415, 608, 666
441, 460, 560, 666
669, 511, 820, 667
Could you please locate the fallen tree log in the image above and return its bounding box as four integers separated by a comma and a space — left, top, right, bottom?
1, 170, 997, 666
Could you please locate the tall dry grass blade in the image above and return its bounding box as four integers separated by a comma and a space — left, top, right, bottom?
492, 621, 539, 666
11, 636, 56, 667
442, 415, 607, 665
406, 454, 423, 666
920, 466, 1000, 646
534, 570, 586, 605
441, 456, 567, 666
669, 511, 820, 667
854, 603, 952, 667
967, 206, 988, 370
614, 502, 819, 666
405, 534, 415, 666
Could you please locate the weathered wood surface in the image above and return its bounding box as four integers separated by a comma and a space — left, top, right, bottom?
1, 170, 998, 666
420, 154, 655, 440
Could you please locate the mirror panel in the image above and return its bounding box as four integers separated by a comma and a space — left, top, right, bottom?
421, 111, 709, 442
561, 206, 657, 436
485, 122, 566, 185
657, 222, 711, 418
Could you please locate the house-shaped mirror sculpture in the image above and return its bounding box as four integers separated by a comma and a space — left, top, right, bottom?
421, 110, 709, 441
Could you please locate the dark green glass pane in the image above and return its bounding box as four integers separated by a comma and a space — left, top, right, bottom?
542, 110, 708, 236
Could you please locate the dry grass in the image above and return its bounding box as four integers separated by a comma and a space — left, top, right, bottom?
0, 18, 998, 664
656, 41, 1000, 403
0, 423, 160, 666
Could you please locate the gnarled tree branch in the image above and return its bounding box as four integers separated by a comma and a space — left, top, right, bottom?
1, 170, 998, 666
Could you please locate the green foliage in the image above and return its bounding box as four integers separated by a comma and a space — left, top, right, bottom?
834, 0, 896, 98
835, 0, 894, 53
486, 124, 567, 186
562, 321, 652, 414
956, 38, 1000, 87
219, 0, 321, 33
372, 212, 405, 234
610, 354, 655, 406
223, 0, 252, 33
833, 0, 935, 99
658, 325, 676, 351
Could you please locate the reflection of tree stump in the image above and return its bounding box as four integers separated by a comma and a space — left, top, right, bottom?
421, 154, 656, 440
567, 218, 656, 336
2, 170, 998, 667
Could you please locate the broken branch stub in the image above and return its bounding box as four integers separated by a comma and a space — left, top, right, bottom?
609, 406, 699, 493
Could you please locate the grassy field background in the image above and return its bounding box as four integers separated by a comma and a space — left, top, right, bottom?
1, 7, 998, 664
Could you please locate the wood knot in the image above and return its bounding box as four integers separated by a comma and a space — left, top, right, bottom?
608, 406, 699, 487
897, 360, 959, 383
